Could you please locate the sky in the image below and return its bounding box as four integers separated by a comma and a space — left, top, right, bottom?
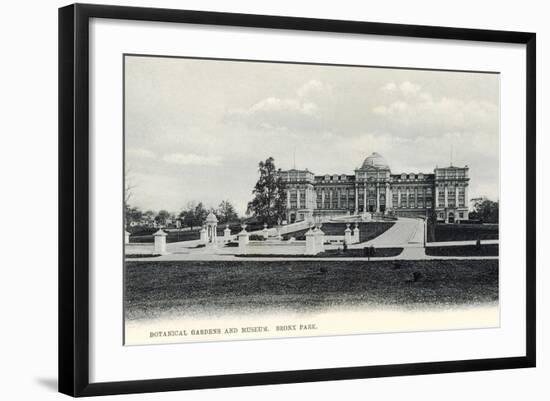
125, 55, 500, 215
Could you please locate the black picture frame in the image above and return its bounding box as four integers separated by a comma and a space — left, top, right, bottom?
59, 3, 536, 397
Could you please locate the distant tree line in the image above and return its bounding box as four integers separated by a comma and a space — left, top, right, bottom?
124, 155, 290, 232
124, 199, 241, 230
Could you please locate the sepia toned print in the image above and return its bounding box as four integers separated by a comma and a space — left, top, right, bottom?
123, 55, 499, 345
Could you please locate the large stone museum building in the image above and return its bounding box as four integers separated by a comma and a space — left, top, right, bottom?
280, 152, 469, 224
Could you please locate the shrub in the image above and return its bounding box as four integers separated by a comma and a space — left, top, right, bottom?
249, 234, 267, 241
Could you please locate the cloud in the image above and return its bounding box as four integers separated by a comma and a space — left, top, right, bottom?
297, 79, 332, 98
162, 153, 221, 166
381, 81, 419, 95
372, 81, 498, 136
399, 81, 421, 96
126, 148, 156, 159
224, 79, 334, 132
248, 97, 318, 116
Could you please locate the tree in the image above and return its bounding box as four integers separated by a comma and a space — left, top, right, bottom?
246, 157, 287, 226
470, 197, 499, 223
125, 206, 142, 228
179, 201, 208, 227
143, 210, 156, 226
154, 210, 171, 226
216, 200, 239, 224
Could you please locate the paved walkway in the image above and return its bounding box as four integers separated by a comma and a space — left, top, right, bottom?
125, 217, 498, 262
349, 217, 425, 248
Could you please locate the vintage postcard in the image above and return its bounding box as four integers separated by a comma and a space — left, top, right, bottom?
123, 55, 499, 345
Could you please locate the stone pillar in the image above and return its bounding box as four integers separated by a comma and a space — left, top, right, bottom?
444, 186, 448, 207
315, 226, 325, 252
224, 225, 231, 242
238, 224, 249, 251
321, 189, 325, 209
125, 230, 130, 245
353, 223, 360, 244
329, 190, 333, 209
344, 224, 352, 245
296, 188, 300, 209
200, 227, 207, 243
406, 187, 410, 208
386, 184, 391, 210
455, 185, 459, 208
435, 186, 439, 207
262, 223, 269, 239
465, 185, 469, 208
153, 229, 167, 254
337, 189, 341, 209
305, 228, 317, 255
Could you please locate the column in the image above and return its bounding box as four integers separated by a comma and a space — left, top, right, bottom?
297, 188, 301, 209
286, 189, 291, 209
423, 187, 426, 209
355, 184, 358, 213
376, 185, 380, 212
406, 188, 410, 208
329, 189, 333, 209
455, 185, 459, 207
363, 183, 367, 212
386, 184, 391, 209
321, 189, 325, 209
465, 185, 469, 208
435, 186, 439, 207
397, 187, 401, 208
414, 187, 418, 208
444, 186, 448, 207
337, 189, 341, 209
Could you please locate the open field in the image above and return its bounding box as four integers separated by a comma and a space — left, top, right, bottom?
426, 244, 499, 257
125, 259, 498, 321
431, 224, 499, 242
236, 247, 404, 258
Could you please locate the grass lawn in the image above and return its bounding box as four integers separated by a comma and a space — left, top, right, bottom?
236, 247, 403, 258
426, 244, 499, 257
282, 222, 394, 242
130, 230, 200, 244
431, 224, 499, 242
125, 259, 498, 320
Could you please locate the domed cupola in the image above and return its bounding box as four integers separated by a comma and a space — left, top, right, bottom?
361, 152, 389, 169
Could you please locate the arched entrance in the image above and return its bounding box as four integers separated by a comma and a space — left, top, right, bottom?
448, 212, 455, 224
290, 213, 296, 223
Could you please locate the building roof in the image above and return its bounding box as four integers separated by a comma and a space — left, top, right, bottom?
205, 212, 218, 224
361, 152, 389, 169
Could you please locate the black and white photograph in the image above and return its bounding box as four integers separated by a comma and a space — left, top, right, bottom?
123, 55, 500, 345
